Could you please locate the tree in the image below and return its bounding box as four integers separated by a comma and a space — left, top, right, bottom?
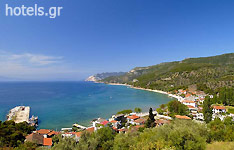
167, 100, 188, 116
134, 107, 142, 113
145, 108, 155, 128
117, 109, 132, 115
0, 120, 35, 148
114, 120, 207, 150
77, 127, 116, 150
203, 96, 213, 123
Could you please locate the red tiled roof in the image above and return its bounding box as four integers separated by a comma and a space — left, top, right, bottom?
127, 115, 139, 120
155, 119, 170, 124
100, 120, 109, 125
182, 100, 195, 103
86, 127, 95, 133
47, 131, 60, 136
112, 127, 118, 130
134, 118, 146, 123
187, 105, 196, 109
75, 132, 82, 137
110, 120, 117, 123
185, 93, 192, 97
175, 115, 191, 120
37, 129, 51, 135
213, 106, 226, 110
43, 138, 52, 146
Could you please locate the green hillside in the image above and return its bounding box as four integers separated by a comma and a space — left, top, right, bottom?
102, 53, 234, 93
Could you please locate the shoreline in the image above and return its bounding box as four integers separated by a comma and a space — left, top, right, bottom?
105, 82, 183, 102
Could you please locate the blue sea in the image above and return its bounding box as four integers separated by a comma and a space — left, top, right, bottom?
0, 81, 174, 129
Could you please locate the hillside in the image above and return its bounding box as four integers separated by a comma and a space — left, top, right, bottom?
86, 72, 126, 82
101, 53, 234, 93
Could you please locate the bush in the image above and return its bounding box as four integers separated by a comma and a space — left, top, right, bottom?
117, 109, 132, 114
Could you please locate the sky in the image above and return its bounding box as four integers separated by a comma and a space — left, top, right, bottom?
0, 0, 234, 80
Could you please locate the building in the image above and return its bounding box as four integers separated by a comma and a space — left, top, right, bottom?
175, 115, 191, 120
43, 138, 53, 147
155, 119, 170, 126
25, 133, 44, 145
182, 100, 197, 108
127, 115, 140, 124
213, 106, 226, 114
37, 129, 52, 138
133, 118, 146, 125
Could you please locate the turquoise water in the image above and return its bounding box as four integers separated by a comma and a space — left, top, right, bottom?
0, 82, 174, 129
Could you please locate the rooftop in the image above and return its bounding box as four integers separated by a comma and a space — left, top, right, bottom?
213, 106, 226, 110
43, 138, 52, 146
127, 115, 140, 120
175, 115, 191, 120
37, 129, 52, 135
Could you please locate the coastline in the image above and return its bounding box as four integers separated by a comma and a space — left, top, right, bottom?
105, 82, 183, 102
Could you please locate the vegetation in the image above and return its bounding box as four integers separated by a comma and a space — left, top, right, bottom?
102, 53, 234, 93
203, 96, 213, 123
167, 100, 188, 117
145, 108, 155, 128
134, 107, 142, 113
212, 87, 234, 106
116, 109, 132, 115
207, 142, 234, 150
50, 120, 209, 150
208, 117, 234, 142
0, 120, 35, 148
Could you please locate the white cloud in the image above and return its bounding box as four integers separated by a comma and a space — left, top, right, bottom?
0, 51, 84, 80
8, 53, 63, 66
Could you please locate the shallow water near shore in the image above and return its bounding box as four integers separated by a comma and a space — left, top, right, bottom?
0, 81, 174, 129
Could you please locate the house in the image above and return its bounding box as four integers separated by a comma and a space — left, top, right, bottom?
110, 120, 120, 128
25, 133, 44, 145
175, 115, 191, 120
43, 138, 53, 147
127, 115, 140, 124
100, 120, 109, 126
92, 118, 108, 130
37, 129, 52, 138
185, 93, 192, 98
194, 113, 204, 120
134, 118, 146, 125
74, 132, 82, 141
129, 125, 144, 132
47, 131, 60, 137
182, 100, 197, 108
155, 119, 170, 126
213, 106, 226, 114
62, 132, 76, 138
86, 127, 95, 133
187, 105, 198, 112
178, 89, 187, 94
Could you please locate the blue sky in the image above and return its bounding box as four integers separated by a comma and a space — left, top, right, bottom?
0, 0, 234, 80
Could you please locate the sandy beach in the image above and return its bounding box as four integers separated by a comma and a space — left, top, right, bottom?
106, 83, 184, 102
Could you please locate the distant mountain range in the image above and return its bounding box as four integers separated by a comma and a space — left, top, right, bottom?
86, 72, 126, 82
97, 53, 234, 93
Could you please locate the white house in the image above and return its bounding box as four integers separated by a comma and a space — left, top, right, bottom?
194, 113, 204, 120
212, 106, 226, 114
127, 115, 139, 125
182, 100, 197, 108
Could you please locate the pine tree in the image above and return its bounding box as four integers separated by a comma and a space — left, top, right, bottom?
203, 96, 213, 123
145, 108, 156, 128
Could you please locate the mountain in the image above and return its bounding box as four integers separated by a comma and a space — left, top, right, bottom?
86, 72, 126, 82
101, 53, 234, 93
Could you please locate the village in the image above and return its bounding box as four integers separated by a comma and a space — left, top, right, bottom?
9, 86, 232, 148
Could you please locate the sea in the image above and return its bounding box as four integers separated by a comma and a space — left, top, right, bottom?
0, 81, 174, 130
